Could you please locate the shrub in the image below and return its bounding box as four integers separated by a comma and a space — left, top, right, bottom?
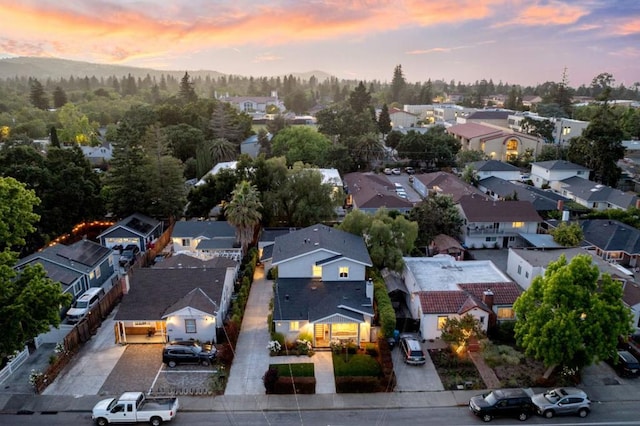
333, 353, 381, 377
263, 366, 279, 394
372, 275, 396, 338
364, 343, 378, 357
270, 363, 314, 377
273, 376, 316, 394
267, 340, 282, 355
296, 339, 312, 356
335, 377, 381, 393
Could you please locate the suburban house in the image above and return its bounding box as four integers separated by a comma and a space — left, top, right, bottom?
477, 177, 569, 215
469, 160, 522, 182
80, 142, 113, 166
401, 256, 522, 340
257, 227, 298, 272
218, 93, 285, 116
114, 267, 236, 344
15, 239, 117, 310
456, 109, 513, 128
411, 171, 487, 202
457, 196, 542, 249
170, 220, 241, 261
97, 213, 163, 252
530, 160, 590, 189
551, 176, 639, 210
271, 224, 374, 348
580, 219, 640, 268
507, 247, 640, 332
447, 122, 542, 161
152, 253, 238, 271
389, 107, 419, 128
343, 172, 414, 214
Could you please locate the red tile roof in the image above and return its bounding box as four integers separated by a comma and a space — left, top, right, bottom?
458, 282, 523, 305
418, 282, 522, 314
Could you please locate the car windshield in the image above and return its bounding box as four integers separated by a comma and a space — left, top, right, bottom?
121, 250, 133, 256
543, 390, 560, 403
484, 392, 497, 405
74, 300, 89, 309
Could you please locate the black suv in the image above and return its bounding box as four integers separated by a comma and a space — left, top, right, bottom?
469, 388, 533, 422
162, 342, 217, 367
608, 350, 640, 378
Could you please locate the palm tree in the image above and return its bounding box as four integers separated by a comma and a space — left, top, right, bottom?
226, 180, 262, 255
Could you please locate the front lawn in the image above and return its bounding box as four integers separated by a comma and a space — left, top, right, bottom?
269, 363, 314, 377
333, 353, 381, 376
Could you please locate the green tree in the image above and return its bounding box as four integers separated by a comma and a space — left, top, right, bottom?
210, 101, 252, 145
178, 72, 197, 103
349, 82, 371, 114
196, 138, 237, 177
550, 222, 584, 246
225, 180, 262, 255
377, 104, 392, 137
520, 117, 555, 143
390, 64, 406, 103
0, 254, 72, 360
0, 176, 40, 250
514, 254, 632, 370
52, 86, 68, 109
409, 194, 463, 248
338, 208, 417, 272
271, 126, 332, 166
440, 314, 484, 354
163, 123, 205, 163
57, 103, 97, 145
29, 79, 48, 110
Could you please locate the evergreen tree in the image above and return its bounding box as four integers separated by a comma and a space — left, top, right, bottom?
52, 86, 68, 108
178, 72, 197, 103
377, 104, 392, 137
50, 126, 60, 148
29, 79, 48, 110
349, 81, 371, 114
391, 65, 406, 103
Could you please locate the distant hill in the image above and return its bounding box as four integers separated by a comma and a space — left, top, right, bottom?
0, 56, 335, 82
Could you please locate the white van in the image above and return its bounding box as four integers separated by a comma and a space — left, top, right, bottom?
66, 287, 105, 323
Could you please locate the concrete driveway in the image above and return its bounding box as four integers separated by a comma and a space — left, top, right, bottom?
391, 334, 444, 392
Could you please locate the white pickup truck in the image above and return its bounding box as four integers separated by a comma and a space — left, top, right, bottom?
92, 391, 179, 426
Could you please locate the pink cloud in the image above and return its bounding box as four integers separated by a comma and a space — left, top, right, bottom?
497, 1, 588, 27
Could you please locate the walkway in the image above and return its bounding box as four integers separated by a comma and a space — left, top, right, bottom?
468, 351, 501, 389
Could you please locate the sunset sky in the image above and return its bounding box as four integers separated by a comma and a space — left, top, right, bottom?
1, 0, 639, 87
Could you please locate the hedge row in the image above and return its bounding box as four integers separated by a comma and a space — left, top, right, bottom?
371, 271, 395, 338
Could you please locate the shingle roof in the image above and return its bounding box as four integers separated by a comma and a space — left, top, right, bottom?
414, 172, 488, 202
418, 291, 485, 314
163, 288, 219, 317
559, 176, 638, 208
466, 110, 512, 120
458, 196, 542, 223
272, 224, 372, 266
98, 213, 161, 239
478, 177, 563, 211
172, 220, 236, 239
16, 239, 112, 274
471, 160, 520, 172
343, 172, 414, 210
533, 160, 590, 171
152, 253, 237, 269
580, 219, 640, 254
273, 278, 373, 321
114, 268, 228, 321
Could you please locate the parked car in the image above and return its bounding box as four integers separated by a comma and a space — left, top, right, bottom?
398, 336, 426, 365
531, 387, 590, 418
119, 244, 140, 266
92, 391, 179, 426
391, 168, 401, 175
608, 350, 640, 378
469, 388, 534, 422
383, 168, 392, 175
168, 339, 216, 353
66, 287, 106, 323
405, 166, 416, 174
162, 343, 217, 367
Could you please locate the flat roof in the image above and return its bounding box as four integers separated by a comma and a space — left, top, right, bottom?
403, 256, 510, 291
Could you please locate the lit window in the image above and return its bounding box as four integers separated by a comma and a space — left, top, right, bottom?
181, 239, 191, 247
497, 307, 515, 320
339, 267, 349, 278
312, 265, 322, 277
437, 316, 448, 330
506, 139, 518, 150
89, 271, 95, 280
185, 319, 197, 333
290, 321, 299, 331
512, 221, 524, 228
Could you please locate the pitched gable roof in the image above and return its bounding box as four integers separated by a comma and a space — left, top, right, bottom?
98, 213, 161, 239
16, 239, 112, 275
471, 160, 520, 172
478, 177, 563, 211
533, 160, 590, 171
172, 220, 236, 239
272, 223, 372, 266
414, 171, 488, 202
418, 290, 486, 314
458, 196, 542, 223
580, 219, 640, 254
152, 253, 237, 269
343, 172, 414, 210
163, 287, 219, 317
457, 282, 523, 305
559, 176, 638, 208
114, 268, 228, 321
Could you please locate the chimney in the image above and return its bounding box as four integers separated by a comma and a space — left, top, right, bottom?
482, 289, 494, 309
366, 278, 374, 304
557, 199, 564, 211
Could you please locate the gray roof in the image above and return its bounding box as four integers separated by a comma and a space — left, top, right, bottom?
580, 219, 640, 254
114, 268, 228, 321
466, 110, 512, 120
172, 220, 236, 239
478, 177, 563, 211
16, 239, 112, 276
163, 288, 218, 317
343, 172, 414, 211
273, 278, 373, 322
260, 228, 298, 243
458, 196, 543, 223
533, 160, 590, 171
471, 160, 520, 172
559, 176, 638, 208
98, 213, 162, 239
196, 238, 239, 250
152, 253, 237, 269
271, 224, 372, 266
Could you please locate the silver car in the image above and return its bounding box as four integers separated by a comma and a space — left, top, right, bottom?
531, 387, 590, 418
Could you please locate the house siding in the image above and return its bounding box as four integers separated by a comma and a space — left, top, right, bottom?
420, 307, 489, 340
164, 307, 217, 343
321, 258, 366, 281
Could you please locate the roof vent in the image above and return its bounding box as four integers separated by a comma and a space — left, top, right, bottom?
285, 294, 289, 301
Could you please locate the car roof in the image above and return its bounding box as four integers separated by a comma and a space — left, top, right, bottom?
552, 387, 588, 397
619, 350, 639, 362
493, 388, 530, 398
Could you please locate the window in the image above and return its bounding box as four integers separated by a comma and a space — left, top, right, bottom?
498, 307, 515, 320
312, 264, 322, 277
89, 271, 95, 280
108, 256, 113, 267
94, 267, 101, 279
512, 221, 524, 228
525, 271, 529, 278
437, 316, 448, 330
508, 236, 515, 242
290, 321, 299, 331
181, 238, 191, 247
485, 237, 497, 242
517, 265, 522, 275
185, 319, 197, 333
339, 266, 349, 278
506, 139, 518, 150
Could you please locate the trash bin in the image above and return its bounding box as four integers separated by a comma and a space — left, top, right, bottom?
387, 337, 396, 350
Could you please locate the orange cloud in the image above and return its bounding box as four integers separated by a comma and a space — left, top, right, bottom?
253, 53, 282, 63
497, 1, 588, 27
615, 18, 640, 36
